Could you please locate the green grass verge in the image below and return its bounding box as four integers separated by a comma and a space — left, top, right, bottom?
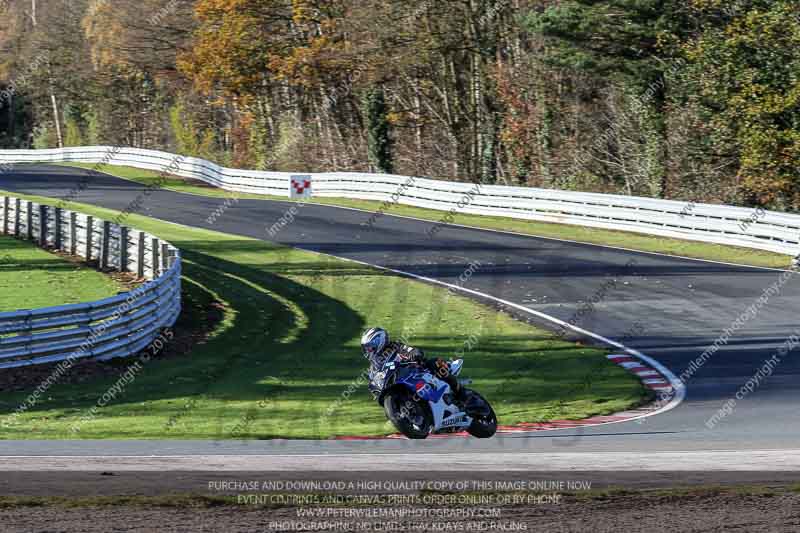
58, 162, 792, 269
0, 188, 647, 439
0, 234, 122, 312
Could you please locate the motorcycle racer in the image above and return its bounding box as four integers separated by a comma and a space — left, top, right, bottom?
361, 327, 466, 402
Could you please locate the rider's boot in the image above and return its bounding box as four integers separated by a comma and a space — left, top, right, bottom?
449, 377, 469, 403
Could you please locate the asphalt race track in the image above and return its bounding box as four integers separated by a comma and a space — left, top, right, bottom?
2, 164, 800, 470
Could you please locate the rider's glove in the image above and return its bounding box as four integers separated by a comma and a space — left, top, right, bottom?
397, 346, 426, 365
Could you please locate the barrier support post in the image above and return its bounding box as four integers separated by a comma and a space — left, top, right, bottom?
137, 231, 145, 278
161, 243, 169, 272
54, 207, 63, 250
100, 221, 111, 270
26, 201, 33, 241
38, 204, 47, 246
14, 198, 20, 236
2, 196, 8, 235
85, 215, 94, 262
119, 226, 129, 272
69, 212, 77, 256
151, 238, 160, 277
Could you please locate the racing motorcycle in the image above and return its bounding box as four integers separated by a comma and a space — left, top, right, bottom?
369, 358, 497, 439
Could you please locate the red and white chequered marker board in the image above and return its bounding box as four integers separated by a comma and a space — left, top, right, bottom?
290, 175, 312, 199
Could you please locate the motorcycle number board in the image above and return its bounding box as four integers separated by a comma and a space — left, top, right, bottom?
290, 175, 312, 199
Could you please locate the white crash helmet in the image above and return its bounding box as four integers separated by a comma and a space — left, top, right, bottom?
361, 327, 389, 360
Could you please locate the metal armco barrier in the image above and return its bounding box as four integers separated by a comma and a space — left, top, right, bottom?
0, 194, 181, 369
1, 146, 799, 258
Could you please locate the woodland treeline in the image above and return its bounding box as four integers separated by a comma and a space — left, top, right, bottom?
1, 1, 798, 209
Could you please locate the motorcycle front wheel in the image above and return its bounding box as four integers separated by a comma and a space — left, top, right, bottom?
465, 391, 498, 438
383, 391, 433, 439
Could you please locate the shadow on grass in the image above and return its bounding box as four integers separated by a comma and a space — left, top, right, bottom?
0, 238, 646, 439
0, 243, 367, 438
172, 238, 386, 278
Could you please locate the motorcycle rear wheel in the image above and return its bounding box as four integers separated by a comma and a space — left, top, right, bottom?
383, 391, 433, 439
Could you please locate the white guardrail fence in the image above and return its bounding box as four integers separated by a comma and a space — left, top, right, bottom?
1, 146, 799, 260
0, 194, 181, 369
